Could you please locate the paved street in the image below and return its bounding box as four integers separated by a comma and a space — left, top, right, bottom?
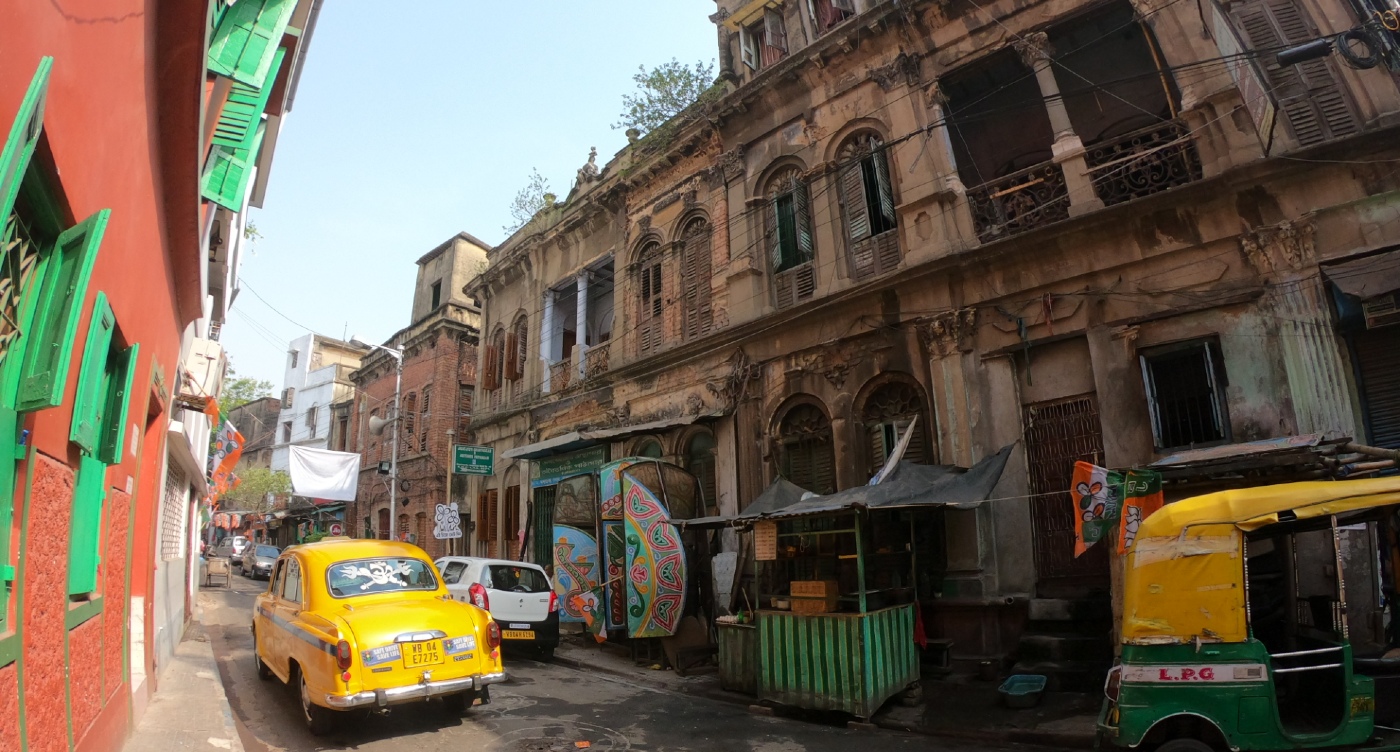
201, 575, 1035, 751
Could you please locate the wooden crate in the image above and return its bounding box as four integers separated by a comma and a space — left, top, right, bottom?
790, 594, 839, 614
790, 580, 840, 598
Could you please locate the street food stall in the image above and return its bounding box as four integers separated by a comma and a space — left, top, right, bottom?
691, 445, 1012, 720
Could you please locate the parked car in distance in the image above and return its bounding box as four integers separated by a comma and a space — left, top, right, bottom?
435, 556, 559, 659
241, 544, 279, 579
252, 538, 505, 735
230, 535, 251, 567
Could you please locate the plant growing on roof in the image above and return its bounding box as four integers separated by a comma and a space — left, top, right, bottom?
503, 168, 553, 235
613, 58, 716, 136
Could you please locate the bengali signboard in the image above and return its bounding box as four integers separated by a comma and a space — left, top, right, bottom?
531, 445, 609, 488
453, 444, 494, 476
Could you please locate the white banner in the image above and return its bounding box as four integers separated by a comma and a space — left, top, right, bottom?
288, 445, 361, 502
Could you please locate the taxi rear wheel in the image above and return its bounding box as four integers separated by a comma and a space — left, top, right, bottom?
297, 667, 336, 736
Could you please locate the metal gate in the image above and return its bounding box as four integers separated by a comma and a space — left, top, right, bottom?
1353, 328, 1400, 450
531, 485, 557, 571
1024, 394, 1110, 589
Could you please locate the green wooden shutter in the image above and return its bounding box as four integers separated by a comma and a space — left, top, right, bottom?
68, 454, 106, 594
0, 58, 52, 229
794, 178, 814, 263
100, 342, 139, 465
208, 0, 297, 89
202, 122, 265, 211
839, 164, 871, 241
17, 209, 110, 412
211, 47, 285, 151
69, 293, 115, 454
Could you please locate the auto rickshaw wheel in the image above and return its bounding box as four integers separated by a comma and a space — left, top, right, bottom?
1157, 738, 1214, 752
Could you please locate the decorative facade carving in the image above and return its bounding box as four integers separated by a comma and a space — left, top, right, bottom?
576, 147, 600, 185
1012, 32, 1053, 67
718, 146, 746, 180
917, 308, 978, 356
869, 51, 922, 92
1239, 217, 1317, 274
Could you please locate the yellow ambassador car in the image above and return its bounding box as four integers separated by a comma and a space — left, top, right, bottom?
251, 538, 505, 734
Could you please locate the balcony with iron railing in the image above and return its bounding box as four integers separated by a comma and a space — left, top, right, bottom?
1085, 119, 1202, 207
967, 162, 1070, 243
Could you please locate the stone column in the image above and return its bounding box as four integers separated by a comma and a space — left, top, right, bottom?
1013, 33, 1104, 216
540, 289, 555, 393
575, 273, 590, 379
923, 83, 978, 248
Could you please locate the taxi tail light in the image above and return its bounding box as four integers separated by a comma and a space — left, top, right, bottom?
486, 622, 501, 650
548, 591, 559, 613
469, 583, 490, 610
336, 640, 352, 671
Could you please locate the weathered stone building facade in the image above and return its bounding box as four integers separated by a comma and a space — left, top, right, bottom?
467, 0, 1400, 661
345, 232, 486, 559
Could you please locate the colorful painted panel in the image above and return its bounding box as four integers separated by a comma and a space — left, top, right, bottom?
552, 524, 599, 626
603, 521, 627, 630
554, 473, 597, 526
598, 459, 639, 520
623, 471, 687, 638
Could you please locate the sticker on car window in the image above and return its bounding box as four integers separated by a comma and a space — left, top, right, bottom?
327, 557, 439, 597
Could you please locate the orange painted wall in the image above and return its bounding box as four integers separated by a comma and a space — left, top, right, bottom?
0, 1, 205, 750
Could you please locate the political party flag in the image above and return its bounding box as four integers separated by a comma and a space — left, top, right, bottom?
1071, 461, 1122, 557
1118, 469, 1164, 554
203, 397, 221, 422
209, 420, 245, 479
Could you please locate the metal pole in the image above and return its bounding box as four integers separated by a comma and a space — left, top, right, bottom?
389, 355, 402, 542
855, 511, 868, 614
447, 428, 456, 556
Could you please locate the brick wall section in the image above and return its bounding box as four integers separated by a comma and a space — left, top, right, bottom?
348, 323, 478, 559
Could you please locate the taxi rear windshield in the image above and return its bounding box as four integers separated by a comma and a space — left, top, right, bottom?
327, 558, 439, 597
485, 565, 550, 593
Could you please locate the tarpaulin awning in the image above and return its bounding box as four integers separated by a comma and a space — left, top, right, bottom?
685, 444, 1014, 528
1325, 249, 1400, 300
501, 413, 724, 460
683, 477, 812, 529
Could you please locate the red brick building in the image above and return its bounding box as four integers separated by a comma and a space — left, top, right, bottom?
348, 233, 487, 559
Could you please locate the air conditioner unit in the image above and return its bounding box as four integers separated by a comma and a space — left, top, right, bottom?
1364, 293, 1400, 329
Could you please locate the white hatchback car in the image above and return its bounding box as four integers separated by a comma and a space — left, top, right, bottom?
435, 557, 559, 659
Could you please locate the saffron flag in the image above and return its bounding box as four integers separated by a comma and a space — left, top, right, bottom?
208, 420, 245, 502
1118, 469, 1164, 554
1071, 461, 1122, 557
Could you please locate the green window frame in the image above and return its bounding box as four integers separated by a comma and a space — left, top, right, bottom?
0, 58, 55, 634
211, 47, 285, 152
207, 0, 297, 89
67, 292, 139, 596
202, 122, 265, 211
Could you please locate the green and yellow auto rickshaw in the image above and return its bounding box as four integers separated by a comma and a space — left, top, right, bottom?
1099, 477, 1400, 751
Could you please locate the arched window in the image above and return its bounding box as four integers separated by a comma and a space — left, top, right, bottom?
636, 241, 664, 353
860, 380, 930, 479
766, 165, 816, 309
679, 217, 714, 340
402, 393, 417, 445
508, 315, 529, 381
376, 508, 390, 540
777, 402, 836, 494
398, 513, 410, 543
634, 437, 664, 458
488, 328, 506, 410
685, 429, 717, 511
837, 132, 900, 281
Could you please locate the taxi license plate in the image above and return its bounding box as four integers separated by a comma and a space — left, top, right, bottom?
502, 629, 535, 640
402, 640, 443, 668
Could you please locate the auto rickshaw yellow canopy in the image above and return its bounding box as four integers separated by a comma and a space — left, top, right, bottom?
1122, 477, 1400, 645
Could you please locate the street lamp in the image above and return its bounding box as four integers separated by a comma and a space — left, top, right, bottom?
351, 335, 404, 542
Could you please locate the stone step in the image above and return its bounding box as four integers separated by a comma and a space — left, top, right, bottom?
1017, 633, 1114, 663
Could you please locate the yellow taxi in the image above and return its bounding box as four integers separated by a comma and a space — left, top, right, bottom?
251, 537, 505, 734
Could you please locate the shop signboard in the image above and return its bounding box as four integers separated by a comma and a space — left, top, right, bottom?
531, 445, 608, 488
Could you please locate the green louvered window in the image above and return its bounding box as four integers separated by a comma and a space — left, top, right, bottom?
67, 292, 139, 596
202, 122, 265, 211
16, 209, 109, 412
0, 59, 56, 625
212, 47, 285, 151
208, 0, 297, 89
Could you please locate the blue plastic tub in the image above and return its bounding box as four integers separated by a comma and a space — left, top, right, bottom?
998, 674, 1047, 709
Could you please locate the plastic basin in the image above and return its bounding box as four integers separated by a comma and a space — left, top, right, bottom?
998, 674, 1047, 709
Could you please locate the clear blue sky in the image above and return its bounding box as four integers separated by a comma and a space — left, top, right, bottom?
224, 1, 718, 388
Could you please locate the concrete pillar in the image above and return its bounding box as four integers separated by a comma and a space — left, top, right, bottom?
1014, 33, 1104, 216
716, 416, 741, 554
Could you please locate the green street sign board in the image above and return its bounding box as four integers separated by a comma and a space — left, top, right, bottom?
453, 444, 494, 476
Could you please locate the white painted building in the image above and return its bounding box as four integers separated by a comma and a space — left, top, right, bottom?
271, 333, 367, 473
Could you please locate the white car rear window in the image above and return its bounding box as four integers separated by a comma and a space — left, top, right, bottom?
484, 565, 550, 593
